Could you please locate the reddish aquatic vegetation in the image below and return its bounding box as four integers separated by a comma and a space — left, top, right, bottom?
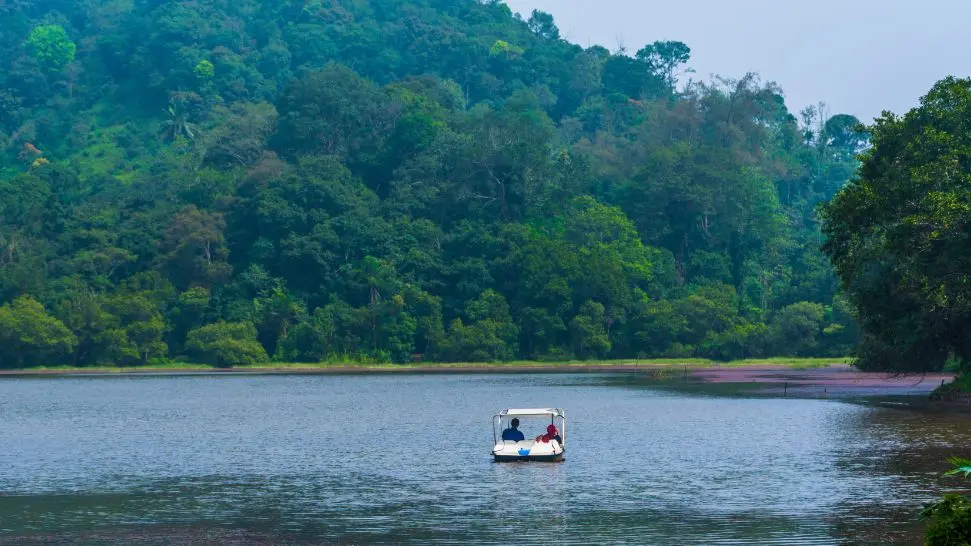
692, 365, 956, 398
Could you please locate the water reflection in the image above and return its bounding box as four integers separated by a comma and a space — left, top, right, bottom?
0, 373, 968, 544
824, 405, 971, 544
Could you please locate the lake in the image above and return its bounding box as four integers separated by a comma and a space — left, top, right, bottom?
1, 373, 969, 544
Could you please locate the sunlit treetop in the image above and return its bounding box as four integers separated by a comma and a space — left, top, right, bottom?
24, 24, 76, 71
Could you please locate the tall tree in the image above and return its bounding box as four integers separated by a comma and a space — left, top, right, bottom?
823, 77, 971, 374
635, 40, 691, 90
24, 25, 76, 72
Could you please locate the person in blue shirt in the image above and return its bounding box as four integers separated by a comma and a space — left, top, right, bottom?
501, 418, 525, 442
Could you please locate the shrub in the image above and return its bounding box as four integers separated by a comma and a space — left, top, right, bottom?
185, 321, 268, 368
921, 458, 971, 545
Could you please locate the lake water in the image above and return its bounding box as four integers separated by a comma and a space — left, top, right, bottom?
1, 373, 969, 544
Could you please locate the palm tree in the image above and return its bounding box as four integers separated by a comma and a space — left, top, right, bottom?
158, 99, 198, 142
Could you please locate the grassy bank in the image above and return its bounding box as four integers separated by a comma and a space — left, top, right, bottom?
0, 357, 853, 376
930, 373, 971, 399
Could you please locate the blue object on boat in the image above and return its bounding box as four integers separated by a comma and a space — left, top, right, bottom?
518, 448, 530, 456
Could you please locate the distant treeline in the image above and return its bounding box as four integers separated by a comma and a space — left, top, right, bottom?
0, 0, 862, 367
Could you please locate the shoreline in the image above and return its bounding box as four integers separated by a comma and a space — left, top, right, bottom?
0, 358, 960, 391
1, 359, 965, 410
0, 359, 852, 377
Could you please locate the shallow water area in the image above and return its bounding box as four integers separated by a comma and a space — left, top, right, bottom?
1, 373, 969, 544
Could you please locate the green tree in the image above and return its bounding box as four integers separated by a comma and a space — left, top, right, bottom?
698, 322, 767, 361
276, 307, 336, 363
162, 205, 232, 288
602, 55, 666, 99
273, 64, 388, 159
519, 307, 567, 359
920, 457, 971, 546
527, 10, 560, 40
185, 321, 269, 367
823, 113, 867, 158
767, 302, 825, 357
24, 25, 76, 71
254, 286, 305, 357
634, 283, 744, 358
570, 300, 611, 359
104, 293, 168, 365
203, 102, 277, 167
822, 77, 971, 374
489, 40, 525, 59
436, 290, 519, 362
167, 287, 212, 351
158, 98, 200, 142
0, 296, 76, 368
635, 41, 691, 89
56, 286, 121, 366
195, 60, 215, 81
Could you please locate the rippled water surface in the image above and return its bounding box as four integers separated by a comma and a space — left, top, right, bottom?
1, 373, 969, 544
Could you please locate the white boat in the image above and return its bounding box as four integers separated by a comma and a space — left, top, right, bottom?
491, 408, 566, 462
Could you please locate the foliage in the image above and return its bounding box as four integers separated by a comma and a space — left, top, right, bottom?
920, 458, 971, 546
822, 77, 971, 374
159, 99, 199, 142
527, 10, 560, 41
436, 290, 519, 362
0, 0, 863, 366
922, 495, 971, 546
635, 41, 692, 89
767, 302, 825, 357
490, 40, 525, 58
185, 321, 269, 368
195, 60, 215, 81
24, 25, 75, 71
929, 374, 971, 401
945, 457, 971, 479
570, 300, 611, 359
0, 296, 76, 368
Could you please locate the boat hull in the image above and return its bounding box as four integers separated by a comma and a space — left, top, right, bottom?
492, 439, 563, 462
493, 453, 564, 463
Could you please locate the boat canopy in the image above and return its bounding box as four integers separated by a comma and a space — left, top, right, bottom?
498, 408, 565, 417
492, 408, 566, 456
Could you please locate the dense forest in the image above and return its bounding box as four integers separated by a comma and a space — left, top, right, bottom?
0, 0, 865, 367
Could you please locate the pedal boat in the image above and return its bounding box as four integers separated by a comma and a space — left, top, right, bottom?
491, 408, 565, 462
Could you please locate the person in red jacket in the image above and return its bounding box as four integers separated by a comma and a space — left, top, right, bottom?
535, 424, 562, 444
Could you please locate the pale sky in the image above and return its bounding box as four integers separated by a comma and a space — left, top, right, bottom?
504, 0, 969, 123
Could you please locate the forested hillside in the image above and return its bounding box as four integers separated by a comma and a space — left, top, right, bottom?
0, 0, 864, 367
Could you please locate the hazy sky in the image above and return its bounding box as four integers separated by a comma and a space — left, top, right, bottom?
504, 0, 969, 122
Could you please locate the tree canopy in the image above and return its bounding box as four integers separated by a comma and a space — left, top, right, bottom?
823, 77, 971, 374
0, 0, 862, 367
24, 24, 75, 71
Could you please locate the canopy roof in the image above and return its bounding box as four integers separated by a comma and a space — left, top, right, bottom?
498, 408, 565, 417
